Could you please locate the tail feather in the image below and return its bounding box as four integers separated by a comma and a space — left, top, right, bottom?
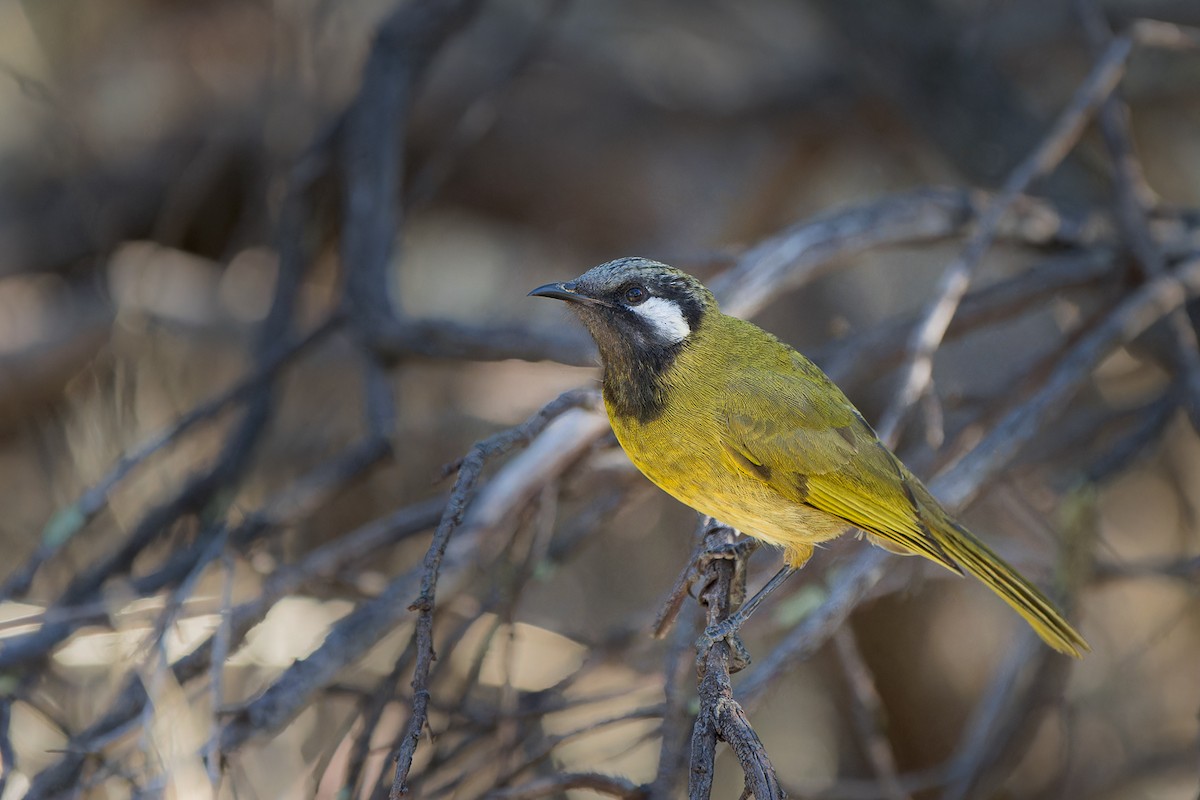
935, 521, 1090, 658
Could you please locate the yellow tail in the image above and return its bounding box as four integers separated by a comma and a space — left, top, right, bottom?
933, 520, 1090, 658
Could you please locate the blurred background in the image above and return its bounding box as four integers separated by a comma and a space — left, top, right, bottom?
1, 0, 1199, 798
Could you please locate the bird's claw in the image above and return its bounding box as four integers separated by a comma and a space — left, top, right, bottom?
697, 537, 759, 564
696, 617, 752, 673
692, 537, 758, 606
693, 529, 759, 672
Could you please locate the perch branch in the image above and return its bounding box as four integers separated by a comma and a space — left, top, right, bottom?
689, 520, 783, 800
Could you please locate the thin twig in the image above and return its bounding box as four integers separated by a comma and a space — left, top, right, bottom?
833, 629, 910, 800
649, 596, 701, 800
1093, 554, 1200, 582
1085, 385, 1179, 482
485, 772, 650, 800
714, 188, 1108, 321
940, 633, 1045, 800
487, 705, 665, 793
141, 525, 229, 659
202, 545, 237, 790
342, 641, 419, 798
936, 255, 1200, 510
818, 249, 1117, 384
0, 348, 296, 672
652, 525, 713, 639
1, 314, 341, 603
22, 488, 442, 799
733, 254, 1196, 702
716, 188, 975, 319
738, 549, 888, 707
1077, 2, 1200, 433
389, 389, 598, 797
0, 697, 14, 799
876, 28, 1140, 444
406, 0, 569, 208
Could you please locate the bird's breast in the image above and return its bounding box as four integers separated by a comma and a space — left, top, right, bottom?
605, 351, 846, 551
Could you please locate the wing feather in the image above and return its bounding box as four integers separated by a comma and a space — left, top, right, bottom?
721, 358, 958, 570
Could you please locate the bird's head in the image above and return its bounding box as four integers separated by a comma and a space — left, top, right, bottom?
529, 257, 718, 420
528, 257, 716, 361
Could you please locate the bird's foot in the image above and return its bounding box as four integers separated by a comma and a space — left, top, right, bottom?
694, 564, 798, 674
696, 614, 753, 673
693, 537, 759, 607
692, 528, 762, 673
697, 537, 759, 564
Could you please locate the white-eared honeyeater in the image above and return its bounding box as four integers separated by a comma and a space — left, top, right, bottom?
530, 256, 1088, 657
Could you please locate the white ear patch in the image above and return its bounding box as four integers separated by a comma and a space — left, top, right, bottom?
630, 296, 691, 343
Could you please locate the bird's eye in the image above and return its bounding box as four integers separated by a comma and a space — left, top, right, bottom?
624, 285, 648, 305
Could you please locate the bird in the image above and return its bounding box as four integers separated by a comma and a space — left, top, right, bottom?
529, 256, 1089, 657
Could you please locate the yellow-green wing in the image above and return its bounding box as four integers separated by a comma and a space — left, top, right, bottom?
721, 354, 958, 570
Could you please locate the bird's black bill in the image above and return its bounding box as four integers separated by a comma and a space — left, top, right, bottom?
528, 282, 609, 307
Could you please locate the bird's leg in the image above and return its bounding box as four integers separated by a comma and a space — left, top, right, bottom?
696, 565, 798, 672
654, 525, 759, 640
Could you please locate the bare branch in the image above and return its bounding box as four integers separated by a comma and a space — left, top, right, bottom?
940, 633, 1047, 800
714, 188, 971, 316
818, 249, 1118, 384
833, 629, 910, 800
485, 771, 650, 800
389, 389, 600, 797
339, 0, 486, 338
650, 596, 701, 799
689, 520, 783, 800
1077, 2, 1200, 433
11, 9, 1200, 798
0, 697, 14, 799
937, 255, 1200, 510
876, 29, 1140, 443
714, 188, 1108, 321
22, 489, 441, 799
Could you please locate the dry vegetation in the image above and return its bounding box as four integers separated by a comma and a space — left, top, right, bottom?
1, 1, 1199, 798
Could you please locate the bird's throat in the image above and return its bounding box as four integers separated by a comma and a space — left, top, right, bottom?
598, 338, 682, 424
